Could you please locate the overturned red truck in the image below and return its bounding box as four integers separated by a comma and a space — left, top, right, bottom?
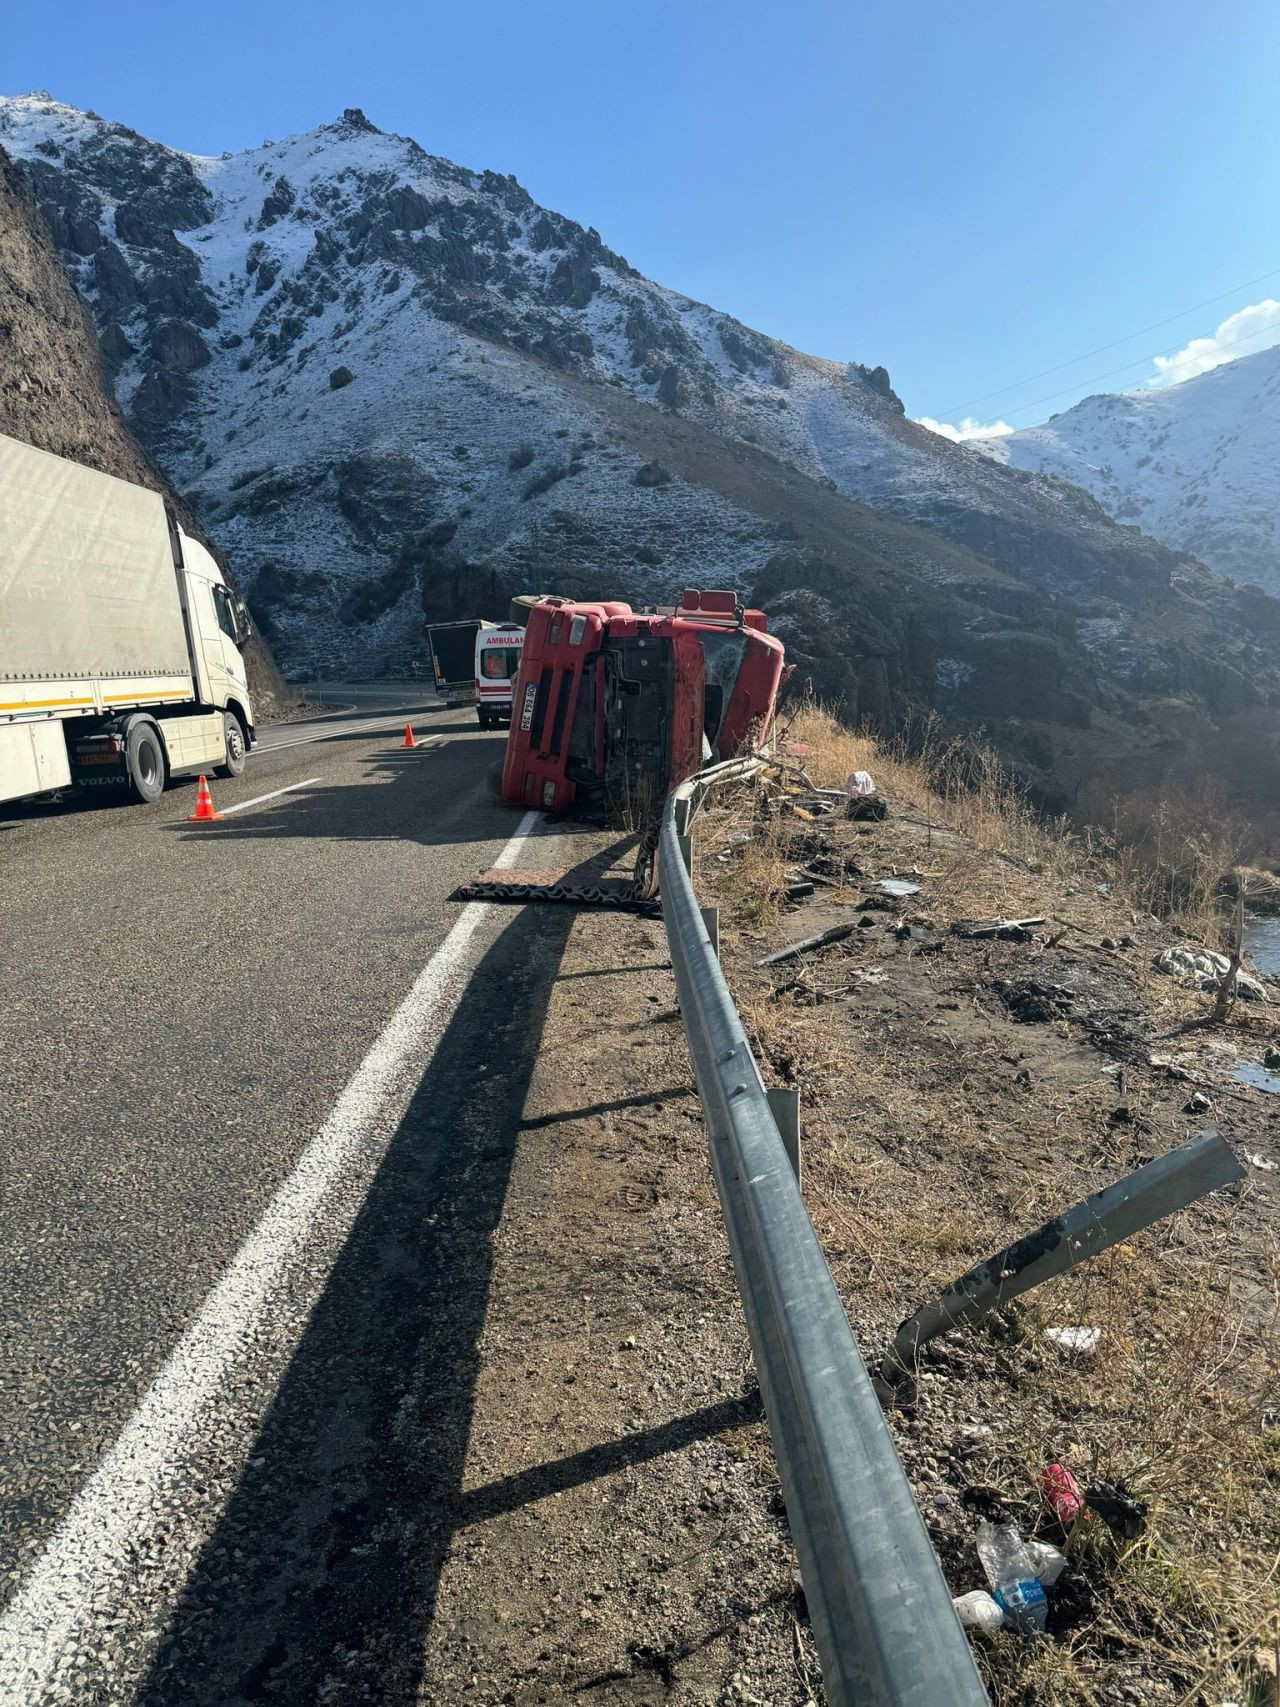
500, 589, 786, 814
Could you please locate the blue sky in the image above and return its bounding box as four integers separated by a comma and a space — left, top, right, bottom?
6, 0, 1280, 433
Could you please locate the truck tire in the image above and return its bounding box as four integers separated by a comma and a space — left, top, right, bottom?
217, 711, 247, 778
477, 707, 491, 728
125, 721, 166, 804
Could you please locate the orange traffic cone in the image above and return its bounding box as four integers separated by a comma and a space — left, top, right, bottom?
403, 722, 417, 748
188, 774, 223, 822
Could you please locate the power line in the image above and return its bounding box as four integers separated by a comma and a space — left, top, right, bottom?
932, 264, 1280, 419
991, 309, 1280, 426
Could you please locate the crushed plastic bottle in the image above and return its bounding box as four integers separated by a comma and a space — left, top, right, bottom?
1026, 1539, 1067, 1586
976, 1520, 1049, 1635
953, 1590, 1004, 1635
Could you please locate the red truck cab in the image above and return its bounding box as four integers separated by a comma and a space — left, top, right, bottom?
500, 589, 785, 813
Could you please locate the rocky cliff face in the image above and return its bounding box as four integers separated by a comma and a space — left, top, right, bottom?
0, 146, 164, 479
979, 345, 1280, 598
3, 93, 1279, 808
0, 139, 285, 710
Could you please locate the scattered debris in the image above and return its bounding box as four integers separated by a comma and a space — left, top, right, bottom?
953, 916, 1046, 941
976, 1521, 1049, 1636
785, 879, 815, 901
846, 770, 877, 797
952, 1590, 1004, 1635
1236, 1062, 1280, 1095
1155, 945, 1267, 1003
757, 922, 856, 967
1041, 1463, 1086, 1525
845, 794, 888, 822
1086, 1478, 1148, 1540
1245, 1151, 1278, 1171
1265, 1046, 1280, 1070
996, 977, 1073, 1023
1150, 1054, 1193, 1081
1183, 1090, 1213, 1114
878, 877, 921, 898
1046, 1326, 1102, 1356
1026, 1540, 1067, 1586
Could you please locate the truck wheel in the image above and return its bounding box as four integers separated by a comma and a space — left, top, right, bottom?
477, 707, 490, 728
217, 711, 247, 778
125, 722, 166, 804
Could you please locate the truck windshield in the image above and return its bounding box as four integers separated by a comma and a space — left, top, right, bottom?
698, 629, 749, 753
480, 647, 522, 680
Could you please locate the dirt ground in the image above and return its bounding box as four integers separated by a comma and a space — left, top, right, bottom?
411, 877, 821, 1706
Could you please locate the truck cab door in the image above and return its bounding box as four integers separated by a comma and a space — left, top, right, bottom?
210, 583, 250, 696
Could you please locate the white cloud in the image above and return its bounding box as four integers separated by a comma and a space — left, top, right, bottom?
916, 414, 1015, 443
1149, 298, 1280, 387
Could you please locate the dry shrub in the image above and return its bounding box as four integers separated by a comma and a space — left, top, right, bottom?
785, 702, 1063, 869
1077, 775, 1255, 944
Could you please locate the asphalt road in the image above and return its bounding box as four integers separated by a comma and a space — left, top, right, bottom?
0, 695, 607, 1704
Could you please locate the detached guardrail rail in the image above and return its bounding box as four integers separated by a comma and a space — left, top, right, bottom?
659, 762, 990, 1707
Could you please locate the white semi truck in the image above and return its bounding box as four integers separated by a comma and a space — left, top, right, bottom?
0, 432, 255, 808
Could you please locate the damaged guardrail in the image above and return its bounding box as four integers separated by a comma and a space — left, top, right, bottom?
659, 762, 991, 1707
879, 1130, 1244, 1399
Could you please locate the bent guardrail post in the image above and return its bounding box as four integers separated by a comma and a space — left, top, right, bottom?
660, 769, 989, 1707
881, 1129, 1244, 1393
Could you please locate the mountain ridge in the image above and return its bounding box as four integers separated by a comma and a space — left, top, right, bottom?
4, 91, 1280, 811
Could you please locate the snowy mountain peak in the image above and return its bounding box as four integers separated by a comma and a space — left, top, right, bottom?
985, 343, 1280, 595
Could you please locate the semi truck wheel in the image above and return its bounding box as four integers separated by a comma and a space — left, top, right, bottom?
217, 711, 247, 778
125, 722, 166, 804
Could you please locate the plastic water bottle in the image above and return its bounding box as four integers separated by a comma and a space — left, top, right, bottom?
976, 1521, 1049, 1635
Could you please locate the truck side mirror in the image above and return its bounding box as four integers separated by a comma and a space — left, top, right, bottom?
235, 599, 253, 643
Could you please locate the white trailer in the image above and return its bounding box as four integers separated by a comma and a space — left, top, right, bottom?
0, 432, 255, 807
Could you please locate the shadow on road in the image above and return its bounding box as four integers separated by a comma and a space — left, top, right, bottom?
168, 739, 518, 854
134, 839, 718, 1706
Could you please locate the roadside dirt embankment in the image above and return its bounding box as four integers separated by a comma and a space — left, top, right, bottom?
693, 710, 1279, 1707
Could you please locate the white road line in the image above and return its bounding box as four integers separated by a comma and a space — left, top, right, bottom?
218, 777, 321, 816
251, 714, 424, 755
0, 809, 541, 1704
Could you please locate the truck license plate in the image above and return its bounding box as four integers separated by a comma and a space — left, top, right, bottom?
519, 681, 538, 731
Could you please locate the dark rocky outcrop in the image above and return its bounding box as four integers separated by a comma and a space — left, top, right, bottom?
0, 145, 285, 709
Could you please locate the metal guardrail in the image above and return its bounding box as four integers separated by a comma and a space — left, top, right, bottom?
660, 763, 990, 1707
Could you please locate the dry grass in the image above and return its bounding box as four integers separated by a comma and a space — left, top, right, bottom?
754, 980, 1280, 1704
687, 702, 1280, 1704
778, 702, 1252, 946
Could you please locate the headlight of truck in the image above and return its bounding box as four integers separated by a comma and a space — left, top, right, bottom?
542, 780, 557, 807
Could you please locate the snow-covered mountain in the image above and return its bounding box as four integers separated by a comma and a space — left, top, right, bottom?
982, 346, 1280, 596
4, 92, 1280, 813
